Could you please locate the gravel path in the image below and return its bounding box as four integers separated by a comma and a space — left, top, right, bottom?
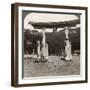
24, 55, 80, 77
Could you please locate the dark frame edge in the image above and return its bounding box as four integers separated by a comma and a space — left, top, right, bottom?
85, 7, 88, 83
12, 80, 87, 87
11, 4, 15, 87
13, 2, 88, 10
11, 3, 19, 87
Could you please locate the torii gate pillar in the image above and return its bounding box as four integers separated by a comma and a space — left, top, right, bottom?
65, 27, 72, 61
41, 28, 48, 60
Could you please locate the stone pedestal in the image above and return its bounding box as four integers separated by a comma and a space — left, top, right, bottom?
41, 43, 48, 60
65, 40, 72, 61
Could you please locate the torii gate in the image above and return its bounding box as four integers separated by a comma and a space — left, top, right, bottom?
29, 19, 80, 61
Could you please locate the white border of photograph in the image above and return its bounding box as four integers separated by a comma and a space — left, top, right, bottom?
18, 6, 86, 84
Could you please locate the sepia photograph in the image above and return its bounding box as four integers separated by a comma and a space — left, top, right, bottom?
23, 12, 80, 77
11, 3, 87, 87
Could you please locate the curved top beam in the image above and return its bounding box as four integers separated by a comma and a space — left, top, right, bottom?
29, 19, 80, 29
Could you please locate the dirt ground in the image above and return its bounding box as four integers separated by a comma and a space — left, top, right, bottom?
24, 55, 80, 77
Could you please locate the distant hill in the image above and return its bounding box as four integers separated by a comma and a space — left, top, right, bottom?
24, 28, 80, 55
